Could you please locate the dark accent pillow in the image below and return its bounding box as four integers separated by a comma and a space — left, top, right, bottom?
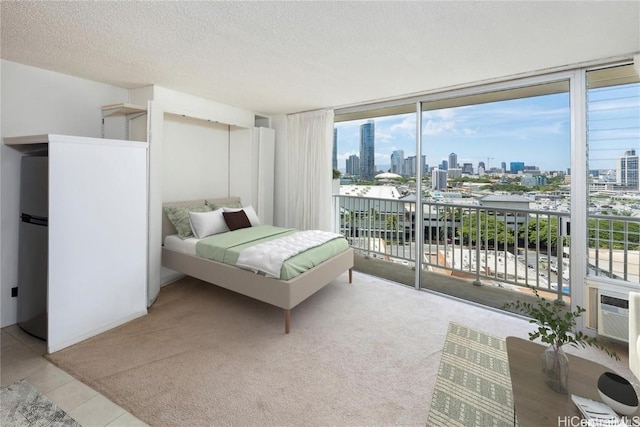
223, 210, 252, 231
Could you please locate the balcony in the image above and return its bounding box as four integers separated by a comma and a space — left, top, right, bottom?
333, 193, 640, 314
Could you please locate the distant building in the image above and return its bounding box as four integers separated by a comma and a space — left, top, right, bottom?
478, 195, 533, 229
448, 152, 458, 169
441, 160, 448, 170
462, 163, 473, 174
359, 120, 375, 180
478, 161, 485, 170
391, 150, 404, 176
404, 155, 426, 177
346, 154, 360, 175
617, 149, 639, 190
510, 162, 525, 174
432, 168, 448, 190
501, 161, 507, 172
479, 194, 533, 210
447, 168, 462, 179
524, 165, 540, 172
521, 174, 547, 187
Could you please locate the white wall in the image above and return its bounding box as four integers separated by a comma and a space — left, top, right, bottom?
162, 115, 230, 201
1, 60, 129, 327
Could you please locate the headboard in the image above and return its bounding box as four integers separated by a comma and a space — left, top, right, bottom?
162, 197, 241, 242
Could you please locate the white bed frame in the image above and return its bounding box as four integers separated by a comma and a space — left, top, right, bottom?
161, 198, 354, 333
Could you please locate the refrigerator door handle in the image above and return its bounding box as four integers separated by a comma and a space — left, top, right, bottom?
20, 213, 48, 227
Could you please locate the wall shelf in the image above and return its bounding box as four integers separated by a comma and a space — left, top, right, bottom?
4, 134, 50, 154
101, 103, 147, 138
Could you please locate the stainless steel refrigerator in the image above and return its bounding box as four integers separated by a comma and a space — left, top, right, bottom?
17, 155, 48, 340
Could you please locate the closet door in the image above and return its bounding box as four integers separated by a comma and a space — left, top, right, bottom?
229, 128, 255, 207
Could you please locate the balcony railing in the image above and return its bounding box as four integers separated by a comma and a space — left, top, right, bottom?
333, 194, 640, 301
588, 213, 640, 283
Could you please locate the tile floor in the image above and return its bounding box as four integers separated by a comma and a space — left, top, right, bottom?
1, 324, 148, 427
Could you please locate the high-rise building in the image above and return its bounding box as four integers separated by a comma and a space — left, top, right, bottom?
391, 150, 404, 176
404, 157, 414, 177
510, 162, 525, 174
501, 162, 507, 173
617, 149, 639, 190
332, 128, 338, 171
346, 154, 360, 176
404, 155, 426, 177
462, 163, 473, 174
432, 169, 448, 190
359, 120, 375, 180
448, 153, 458, 169
478, 161, 485, 170
441, 160, 448, 170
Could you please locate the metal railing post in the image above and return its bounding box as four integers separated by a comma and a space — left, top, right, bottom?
473, 208, 482, 286
556, 216, 564, 303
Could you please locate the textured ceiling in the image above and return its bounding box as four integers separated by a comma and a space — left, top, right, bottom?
1, 1, 639, 116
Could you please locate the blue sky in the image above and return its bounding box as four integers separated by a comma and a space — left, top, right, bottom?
334, 84, 640, 173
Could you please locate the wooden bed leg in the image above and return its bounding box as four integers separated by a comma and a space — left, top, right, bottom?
349, 268, 353, 283
284, 309, 291, 334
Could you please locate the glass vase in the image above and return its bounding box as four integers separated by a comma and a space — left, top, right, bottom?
542, 344, 569, 393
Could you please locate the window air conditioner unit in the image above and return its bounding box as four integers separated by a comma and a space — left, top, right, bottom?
597, 288, 629, 342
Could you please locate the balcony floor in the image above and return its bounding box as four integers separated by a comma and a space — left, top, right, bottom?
353, 253, 564, 315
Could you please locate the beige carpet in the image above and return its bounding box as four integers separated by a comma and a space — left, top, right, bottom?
46, 273, 630, 426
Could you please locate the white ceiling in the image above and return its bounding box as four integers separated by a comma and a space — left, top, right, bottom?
1, 1, 639, 116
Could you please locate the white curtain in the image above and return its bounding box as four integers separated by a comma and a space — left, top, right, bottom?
285, 109, 334, 231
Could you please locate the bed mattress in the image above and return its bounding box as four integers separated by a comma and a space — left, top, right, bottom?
164, 234, 199, 255
164, 225, 349, 280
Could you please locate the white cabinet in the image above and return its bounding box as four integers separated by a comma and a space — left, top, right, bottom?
229, 127, 275, 225
4, 134, 148, 353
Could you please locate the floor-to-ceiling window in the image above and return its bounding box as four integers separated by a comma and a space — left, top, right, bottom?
586, 65, 640, 285
333, 59, 639, 318
418, 81, 571, 298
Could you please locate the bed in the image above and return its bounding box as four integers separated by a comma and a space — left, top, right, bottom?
161, 197, 354, 333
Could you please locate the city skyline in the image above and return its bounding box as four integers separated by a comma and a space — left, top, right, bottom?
334, 85, 639, 174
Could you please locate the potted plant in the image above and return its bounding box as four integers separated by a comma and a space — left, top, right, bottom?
504, 289, 619, 394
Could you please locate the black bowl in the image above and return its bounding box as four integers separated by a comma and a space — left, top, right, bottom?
597, 372, 639, 415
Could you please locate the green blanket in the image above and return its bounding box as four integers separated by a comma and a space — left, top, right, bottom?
195, 225, 349, 280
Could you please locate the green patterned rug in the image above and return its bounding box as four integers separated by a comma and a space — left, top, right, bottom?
427, 322, 517, 427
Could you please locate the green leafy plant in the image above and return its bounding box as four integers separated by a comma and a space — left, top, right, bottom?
504, 289, 619, 360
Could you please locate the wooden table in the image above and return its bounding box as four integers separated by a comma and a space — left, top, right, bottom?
506, 336, 639, 427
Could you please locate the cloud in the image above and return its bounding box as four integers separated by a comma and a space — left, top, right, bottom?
422, 119, 457, 135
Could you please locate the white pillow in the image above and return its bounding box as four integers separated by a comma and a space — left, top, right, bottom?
188, 208, 229, 239
223, 205, 261, 226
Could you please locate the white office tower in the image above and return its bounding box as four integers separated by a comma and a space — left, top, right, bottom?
617, 149, 639, 190
432, 168, 448, 190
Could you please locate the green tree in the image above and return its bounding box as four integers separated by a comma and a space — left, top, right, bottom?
385, 214, 400, 242
460, 211, 515, 249
588, 218, 640, 250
